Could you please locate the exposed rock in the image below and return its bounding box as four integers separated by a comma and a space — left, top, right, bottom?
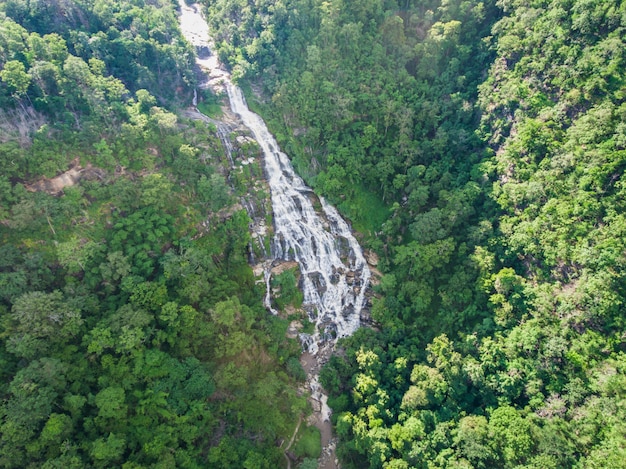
271, 260, 300, 276
342, 305, 355, 317
0, 106, 47, 146
310, 398, 322, 413
365, 249, 379, 267
346, 271, 355, 285
26, 161, 106, 195
252, 263, 266, 277
368, 265, 383, 286
286, 321, 302, 339
235, 135, 255, 145
360, 308, 373, 325
308, 272, 327, 294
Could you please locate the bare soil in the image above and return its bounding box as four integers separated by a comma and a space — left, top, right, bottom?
26, 160, 106, 195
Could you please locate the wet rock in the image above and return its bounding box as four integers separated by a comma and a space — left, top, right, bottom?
346, 271, 355, 285
342, 305, 355, 318
360, 308, 372, 325
308, 272, 327, 294
320, 322, 338, 341
302, 304, 317, 322
299, 333, 316, 352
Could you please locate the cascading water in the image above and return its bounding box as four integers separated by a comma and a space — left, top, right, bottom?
215, 123, 236, 168
178, 2, 371, 466
226, 86, 371, 353
178, 1, 370, 356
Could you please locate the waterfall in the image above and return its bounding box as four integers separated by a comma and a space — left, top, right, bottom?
225, 86, 371, 353
177, 2, 370, 355
215, 122, 235, 168
178, 2, 370, 466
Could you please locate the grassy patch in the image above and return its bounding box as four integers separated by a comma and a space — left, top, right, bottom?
238, 81, 261, 112
338, 184, 390, 236
197, 88, 224, 118
272, 268, 303, 310
301, 318, 315, 334
197, 101, 222, 118
293, 426, 321, 459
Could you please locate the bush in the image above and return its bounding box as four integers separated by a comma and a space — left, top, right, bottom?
293, 426, 321, 459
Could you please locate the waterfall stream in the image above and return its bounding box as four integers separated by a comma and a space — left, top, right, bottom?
178, 1, 370, 355
226, 85, 371, 353
178, 3, 371, 466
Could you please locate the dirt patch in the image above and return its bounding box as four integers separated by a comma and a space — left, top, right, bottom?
26, 160, 106, 195
182, 105, 242, 129
271, 260, 300, 276
308, 412, 337, 469
0, 106, 47, 146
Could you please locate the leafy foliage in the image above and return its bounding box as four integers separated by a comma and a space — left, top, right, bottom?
0, 1, 306, 467
4, 0, 626, 466
205, 0, 626, 467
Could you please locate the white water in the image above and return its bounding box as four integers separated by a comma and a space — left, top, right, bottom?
177, 1, 370, 355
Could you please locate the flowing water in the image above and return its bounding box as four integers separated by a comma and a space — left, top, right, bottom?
178, 2, 371, 467
178, 0, 370, 355
226, 86, 371, 352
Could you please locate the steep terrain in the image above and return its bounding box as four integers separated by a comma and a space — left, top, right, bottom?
202, 0, 626, 467
0, 1, 308, 467
2, 0, 626, 468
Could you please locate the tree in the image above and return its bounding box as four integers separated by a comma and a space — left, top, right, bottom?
488, 406, 534, 466
197, 173, 231, 212
4, 290, 83, 359
454, 415, 494, 468
91, 432, 126, 466
95, 387, 127, 422
56, 236, 100, 274
0, 358, 68, 467
0, 60, 31, 97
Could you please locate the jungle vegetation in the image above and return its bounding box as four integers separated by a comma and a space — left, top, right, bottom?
0, 1, 307, 467
2, 0, 626, 467
204, 0, 626, 467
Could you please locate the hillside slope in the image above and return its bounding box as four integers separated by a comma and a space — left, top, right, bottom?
0, 1, 307, 467
203, 0, 626, 467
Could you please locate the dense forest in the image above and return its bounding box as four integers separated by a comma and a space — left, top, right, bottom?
0, 0, 309, 467
1, 0, 626, 468
204, 0, 626, 467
